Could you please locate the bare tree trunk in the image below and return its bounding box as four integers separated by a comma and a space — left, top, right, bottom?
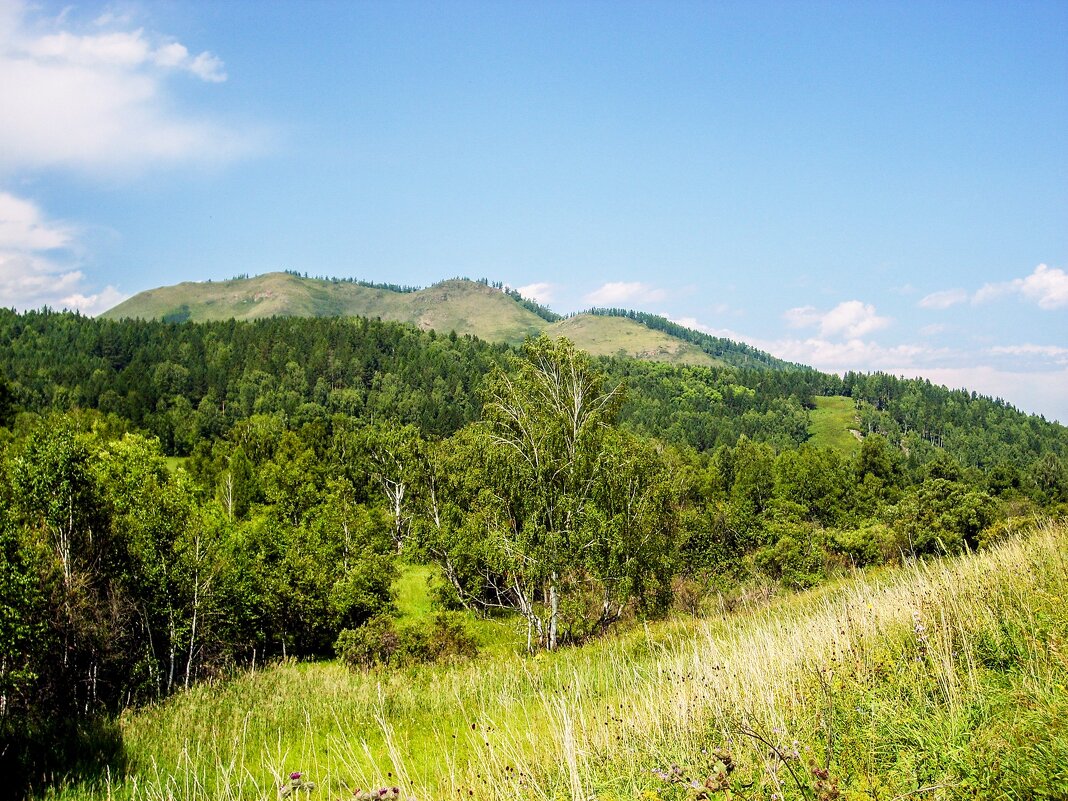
222, 472, 235, 521
548, 572, 560, 651
167, 612, 176, 695
185, 534, 201, 690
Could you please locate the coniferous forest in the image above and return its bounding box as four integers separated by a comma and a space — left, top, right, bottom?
1, 307, 1066, 796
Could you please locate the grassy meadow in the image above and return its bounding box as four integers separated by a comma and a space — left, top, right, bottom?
42, 522, 1068, 801
807, 396, 862, 457
544, 315, 721, 367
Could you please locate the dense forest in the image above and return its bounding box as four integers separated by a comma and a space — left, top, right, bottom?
1, 308, 1066, 794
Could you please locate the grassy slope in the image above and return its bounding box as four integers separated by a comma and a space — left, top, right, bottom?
102, 274, 546, 345
808, 395, 862, 456
51, 523, 1068, 801
546, 315, 721, 367
101, 274, 740, 366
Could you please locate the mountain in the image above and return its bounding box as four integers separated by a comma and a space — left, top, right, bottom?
101, 273, 545, 343
101, 272, 788, 369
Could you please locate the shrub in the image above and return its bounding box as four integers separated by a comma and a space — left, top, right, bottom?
423, 612, 478, 660
334, 615, 399, 669
335, 612, 477, 670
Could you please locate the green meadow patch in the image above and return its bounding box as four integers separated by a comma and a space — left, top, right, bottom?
808, 395, 862, 456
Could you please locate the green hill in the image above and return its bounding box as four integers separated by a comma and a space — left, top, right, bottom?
101, 272, 767, 368
101, 273, 547, 344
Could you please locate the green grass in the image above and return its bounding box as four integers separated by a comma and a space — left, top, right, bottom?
393, 563, 524, 657
40, 523, 1068, 801
393, 564, 437, 622
162, 456, 187, 473
546, 315, 722, 367
808, 395, 862, 456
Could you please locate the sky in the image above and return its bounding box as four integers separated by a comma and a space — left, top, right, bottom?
1, 0, 1066, 421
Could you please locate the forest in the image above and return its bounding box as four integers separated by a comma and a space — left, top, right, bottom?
1, 308, 1066, 795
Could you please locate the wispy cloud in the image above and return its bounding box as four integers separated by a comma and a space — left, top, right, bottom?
0, 1, 252, 313
888, 366, 1068, 423
990, 343, 1068, 365
771, 338, 940, 371
922, 264, 1068, 312
673, 304, 1067, 421
585, 281, 667, 306
0, 190, 124, 314
0, 0, 254, 175
918, 288, 968, 309
666, 315, 745, 340
784, 300, 891, 339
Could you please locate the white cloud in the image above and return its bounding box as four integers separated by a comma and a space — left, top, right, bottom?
918, 288, 968, 309
783, 300, 890, 339
971, 280, 1014, 305
0, 190, 73, 250
771, 337, 937, 372
188, 50, 226, 83
515, 282, 555, 304
783, 305, 822, 329
973, 264, 1068, 310
766, 336, 1067, 420
990, 343, 1068, 364
585, 281, 667, 306
61, 285, 126, 316
666, 315, 745, 340
0, 190, 124, 314
0, 0, 247, 174
662, 310, 1068, 420
1017, 264, 1068, 310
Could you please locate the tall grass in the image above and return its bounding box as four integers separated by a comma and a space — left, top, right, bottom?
42, 523, 1068, 800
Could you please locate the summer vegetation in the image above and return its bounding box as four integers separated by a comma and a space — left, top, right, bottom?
0, 300, 1065, 799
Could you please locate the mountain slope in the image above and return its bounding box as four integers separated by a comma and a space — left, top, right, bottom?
102, 272, 776, 368
545, 314, 723, 366
101, 273, 547, 344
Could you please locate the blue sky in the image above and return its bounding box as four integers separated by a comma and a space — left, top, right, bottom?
1, 0, 1066, 420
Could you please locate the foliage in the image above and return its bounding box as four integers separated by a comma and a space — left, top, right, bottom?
335, 612, 477, 670
416, 336, 679, 650
1, 304, 1067, 794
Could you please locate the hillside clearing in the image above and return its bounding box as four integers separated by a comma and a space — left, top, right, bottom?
808, 395, 862, 456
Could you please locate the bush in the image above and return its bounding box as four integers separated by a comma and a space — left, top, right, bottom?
755, 525, 825, 589
423, 612, 478, 660
829, 522, 897, 567
334, 616, 399, 669
335, 612, 477, 670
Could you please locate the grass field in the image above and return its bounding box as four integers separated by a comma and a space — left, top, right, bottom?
545, 315, 721, 367
41, 523, 1068, 801
808, 395, 862, 456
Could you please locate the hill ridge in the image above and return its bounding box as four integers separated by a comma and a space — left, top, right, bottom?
102, 271, 787, 370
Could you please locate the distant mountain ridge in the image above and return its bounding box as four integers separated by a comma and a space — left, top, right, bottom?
101, 271, 791, 370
